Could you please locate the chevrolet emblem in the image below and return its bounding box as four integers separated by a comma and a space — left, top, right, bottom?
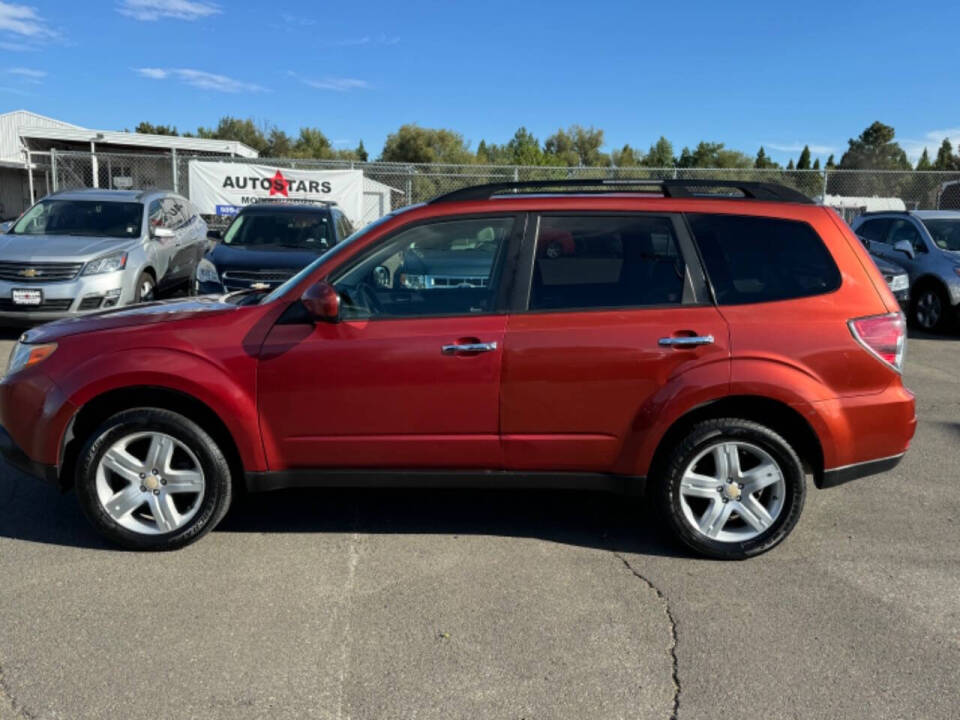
19, 268, 40, 278
250, 282, 270, 290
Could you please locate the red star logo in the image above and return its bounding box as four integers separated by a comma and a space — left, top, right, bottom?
269, 169, 290, 197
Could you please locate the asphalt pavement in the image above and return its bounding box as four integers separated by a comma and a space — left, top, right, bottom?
0, 327, 957, 720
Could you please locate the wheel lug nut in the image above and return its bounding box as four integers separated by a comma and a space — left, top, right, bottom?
139, 473, 146, 479
160, 479, 167, 485
140, 485, 146, 492
152, 469, 159, 475
153, 489, 160, 496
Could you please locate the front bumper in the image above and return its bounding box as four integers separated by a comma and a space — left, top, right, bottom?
0, 424, 57, 483
0, 273, 127, 325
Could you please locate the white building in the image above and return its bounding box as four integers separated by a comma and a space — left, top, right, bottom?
0, 110, 258, 218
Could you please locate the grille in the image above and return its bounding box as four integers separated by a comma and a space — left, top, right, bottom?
429, 275, 489, 288
78, 296, 103, 310
222, 270, 296, 284
0, 298, 73, 312
0, 261, 84, 283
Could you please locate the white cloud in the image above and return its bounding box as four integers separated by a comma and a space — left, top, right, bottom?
7, 66, 45, 78
901, 128, 960, 163
117, 0, 220, 21
766, 142, 836, 155
136, 67, 265, 92
289, 72, 369, 91
332, 34, 399, 47
0, 2, 56, 41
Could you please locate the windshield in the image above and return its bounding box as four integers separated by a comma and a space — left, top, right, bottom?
920, 219, 960, 251
10, 199, 143, 238
224, 212, 332, 249
259, 209, 415, 305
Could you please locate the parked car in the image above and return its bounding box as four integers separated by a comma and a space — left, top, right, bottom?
0, 180, 916, 559
856, 238, 910, 310
851, 210, 960, 331
0, 189, 206, 324
197, 200, 354, 294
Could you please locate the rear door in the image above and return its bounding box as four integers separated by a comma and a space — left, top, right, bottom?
500, 213, 729, 473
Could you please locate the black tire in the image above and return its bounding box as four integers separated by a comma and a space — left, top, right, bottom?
134, 271, 156, 303
75, 408, 233, 550
910, 283, 951, 332
654, 418, 806, 560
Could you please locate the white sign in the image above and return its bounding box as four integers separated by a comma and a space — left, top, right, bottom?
188, 161, 364, 225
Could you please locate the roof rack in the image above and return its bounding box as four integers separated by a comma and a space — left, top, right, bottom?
252, 198, 338, 207
429, 179, 813, 205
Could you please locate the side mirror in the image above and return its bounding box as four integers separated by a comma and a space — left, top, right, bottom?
301, 281, 340, 322
373, 266, 391, 288
893, 239, 915, 259
207, 229, 222, 241
152, 227, 175, 239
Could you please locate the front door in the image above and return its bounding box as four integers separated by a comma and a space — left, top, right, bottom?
500, 212, 730, 473
258, 215, 521, 470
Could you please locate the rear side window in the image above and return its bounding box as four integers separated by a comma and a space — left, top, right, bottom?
529, 215, 686, 311
687, 214, 841, 305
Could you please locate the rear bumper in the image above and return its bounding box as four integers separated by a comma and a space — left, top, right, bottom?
0, 424, 57, 483
820, 453, 904, 489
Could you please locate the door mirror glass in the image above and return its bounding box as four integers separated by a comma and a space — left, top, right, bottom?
207, 229, 222, 241
152, 227, 175, 239
302, 280, 340, 322
372, 266, 391, 288
893, 239, 914, 258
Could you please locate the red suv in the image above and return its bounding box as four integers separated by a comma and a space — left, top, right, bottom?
0, 180, 916, 558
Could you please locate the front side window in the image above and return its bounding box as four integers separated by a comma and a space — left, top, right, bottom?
887, 219, 926, 254
334, 216, 514, 319
920, 218, 960, 251
11, 199, 143, 239
688, 214, 841, 305
223, 212, 333, 250
529, 215, 686, 311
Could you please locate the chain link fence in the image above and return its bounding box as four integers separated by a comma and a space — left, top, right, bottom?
27, 149, 960, 227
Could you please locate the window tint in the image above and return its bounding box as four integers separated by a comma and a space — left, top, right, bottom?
920, 218, 960, 251
688, 214, 841, 305
223, 212, 333, 249
887, 219, 926, 253
529, 215, 686, 311
333, 217, 513, 319
856, 218, 892, 244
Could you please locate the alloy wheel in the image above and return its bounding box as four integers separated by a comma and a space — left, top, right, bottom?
915, 291, 941, 330
140, 279, 155, 302
95, 431, 205, 535
678, 441, 786, 543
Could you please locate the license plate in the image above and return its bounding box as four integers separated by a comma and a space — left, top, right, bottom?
12, 289, 42, 306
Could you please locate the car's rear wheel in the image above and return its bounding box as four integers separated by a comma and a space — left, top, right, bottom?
134, 271, 156, 303
655, 418, 806, 560
911, 284, 950, 332
75, 408, 232, 550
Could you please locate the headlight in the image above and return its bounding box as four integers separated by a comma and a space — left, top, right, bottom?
888, 274, 909, 293
5, 342, 57, 378
83, 252, 127, 275
196, 259, 220, 284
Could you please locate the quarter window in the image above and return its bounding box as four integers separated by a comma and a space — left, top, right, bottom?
528, 215, 687, 311
333, 217, 514, 319
855, 218, 892, 244
688, 214, 841, 305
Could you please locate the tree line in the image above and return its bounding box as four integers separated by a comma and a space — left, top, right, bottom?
132, 119, 960, 171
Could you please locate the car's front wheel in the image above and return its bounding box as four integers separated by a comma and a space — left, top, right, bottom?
911, 284, 950, 332
655, 418, 806, 560
75, 408, 232, 550
134, 271, 156, 303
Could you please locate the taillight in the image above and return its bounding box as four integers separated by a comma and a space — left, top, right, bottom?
848, 313, 905, 373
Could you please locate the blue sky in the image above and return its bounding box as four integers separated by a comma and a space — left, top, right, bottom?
1, 0, 959, 165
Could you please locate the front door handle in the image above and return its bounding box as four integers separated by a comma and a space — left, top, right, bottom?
658, 335, 715, 347
441, 341, 498, 355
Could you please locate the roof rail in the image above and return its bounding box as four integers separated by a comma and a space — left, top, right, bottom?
252, 198, 338, 207
429, 179, 814, 205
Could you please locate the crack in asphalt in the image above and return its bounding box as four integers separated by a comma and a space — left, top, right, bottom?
0, 662, 35, 720
612, 552, 681, 720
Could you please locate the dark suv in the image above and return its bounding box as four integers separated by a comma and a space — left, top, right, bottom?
197, 200, 354, 293
1, 180, 915, 559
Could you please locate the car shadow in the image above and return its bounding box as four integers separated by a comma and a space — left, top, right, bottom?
0, 327, 23, 341
0, 462, 688, 558
908, 328, 960, 341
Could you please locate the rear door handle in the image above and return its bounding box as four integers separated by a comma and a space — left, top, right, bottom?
441, 341, 498, 355
658, 335, 715, 347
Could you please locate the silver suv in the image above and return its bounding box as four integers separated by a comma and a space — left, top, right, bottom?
0, 189, 207, 324
851, 210, 960, 331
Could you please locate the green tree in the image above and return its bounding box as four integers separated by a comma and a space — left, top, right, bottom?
916, 148, 933, 171
797, 145, 812, 170
812, 158, 821, 170
196, 117, 269, 153
680, 141, 752, 168
291, 128, 334, 159
380, 124, 474, 164
839, 121, 910, 170
611, 144, 641, 167
355, 140, 368, 162
264, 128, 293, 157
644, 136, 674, 167
786, 159, 795, 170
544, 125, 606, 166
933, 138, 959, 171
754, 146, 778, 169
677, 146, 694, 168
506, 127, 544, 165
134, 121, 179, 136
825, 154, 836, 169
